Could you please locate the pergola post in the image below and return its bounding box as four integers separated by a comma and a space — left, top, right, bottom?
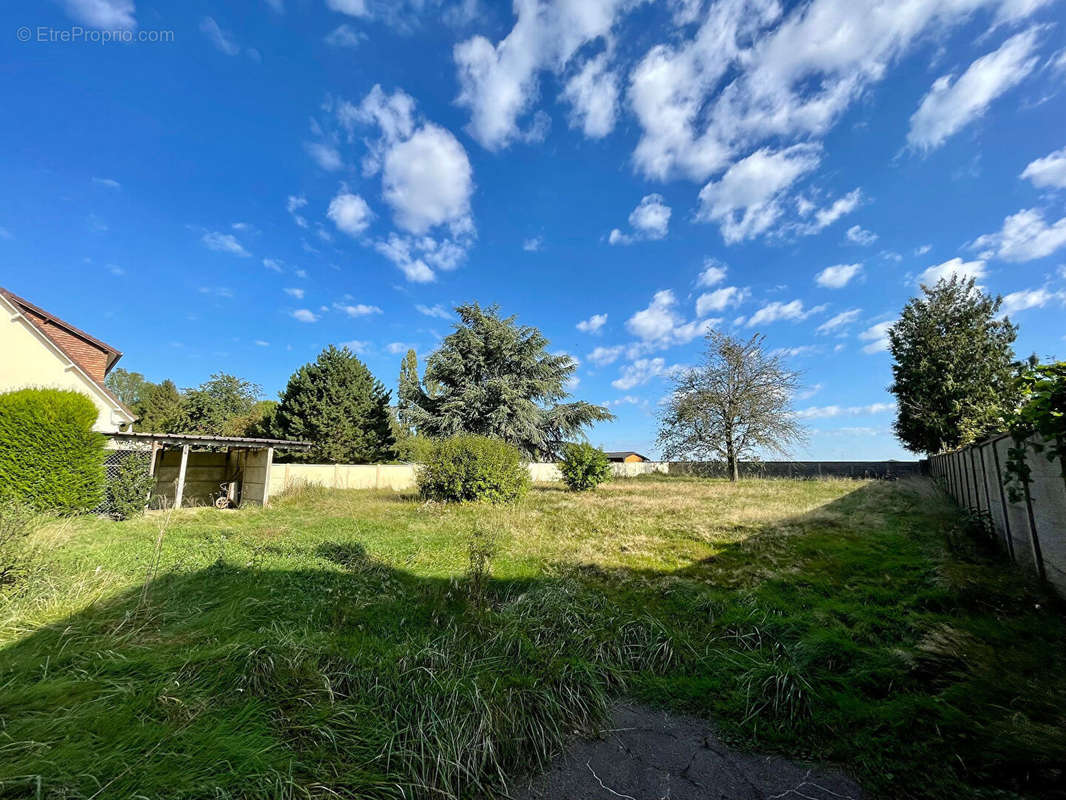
174, 444, 190, 509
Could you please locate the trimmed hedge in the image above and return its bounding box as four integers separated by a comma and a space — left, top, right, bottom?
0, 389, 106, 513
558, 442, 612, 491
417, 435, 529, 503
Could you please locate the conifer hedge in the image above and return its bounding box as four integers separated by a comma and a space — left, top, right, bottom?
0, 388, 106, 513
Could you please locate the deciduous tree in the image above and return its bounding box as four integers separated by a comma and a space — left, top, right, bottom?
888, 276, 1018, 454
657, 331, 805, 481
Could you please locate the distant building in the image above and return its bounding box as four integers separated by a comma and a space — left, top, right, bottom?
605, 451, 649, 463
0, 287, 135, 432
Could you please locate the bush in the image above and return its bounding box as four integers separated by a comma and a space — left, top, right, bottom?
0, 389, 106, 513
106, 451, 155, 520
417, 435, 529, 503
558, 443, 612, 491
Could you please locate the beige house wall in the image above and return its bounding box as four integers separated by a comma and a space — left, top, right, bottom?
0, 296, 133, 432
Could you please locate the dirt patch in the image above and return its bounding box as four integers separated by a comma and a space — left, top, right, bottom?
511, 703, 863, 800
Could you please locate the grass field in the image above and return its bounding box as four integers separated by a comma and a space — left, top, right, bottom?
1, 477, 1064, 799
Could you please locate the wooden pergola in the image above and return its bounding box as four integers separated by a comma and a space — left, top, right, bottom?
108, 431, 312, 509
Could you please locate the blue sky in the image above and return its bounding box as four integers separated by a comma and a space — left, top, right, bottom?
3, 0, 1065, 459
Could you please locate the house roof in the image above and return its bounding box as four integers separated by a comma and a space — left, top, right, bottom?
0, 287, 123, 373
0, 287, 136, 421
109, 431, 313, 450
605, 451, 649, 460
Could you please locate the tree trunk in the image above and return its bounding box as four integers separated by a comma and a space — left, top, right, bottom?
729, 455, 739, 482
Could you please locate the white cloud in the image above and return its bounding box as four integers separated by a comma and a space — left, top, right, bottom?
846, 225, 878, 245
816, 308, 862, 334
746, 299, 826, 327
255, 339, 270, 347
200, 17, 241, 56
386, 341, 413, 354
453, 0, 626, 150
283, 287, 304, 299
263, 258, 284, 272
291, 309, 320, 323
907, 28, 1040, 151
92, 177, 121, 189
604, 395, 641, 407
1021, 147, 1066, 189
306, 142, 344, 171
612, 357, 678, 390
202, 231, 250, 257
333, 302, 383, 317
523, 236, 543, 252
325, 0, 369, 17
795, 402, 895, 419
859, 321, 894, 354
340, 339, 370, 353
793, 189, 863, 235
915, 244, 932, 255
972, 208, 1066, 262
917, 257, 988, 285
696, 145, 821, 243
696, 259, 728, 288
325, 24, 366, 47
696, 286, 749, 316
1000, 287, 1066, 313
416, 303, 452, 319
609, 194, 672, 245
563, 53, 619, 138
327, 191, 373, 236
815, 263, 862, 289
287, 195, 309, 228
373, 233, 467, 282
577, 313, 607, 334
626, 289, 714, 347
587, 345, 625, 366
62, 0, 136, 28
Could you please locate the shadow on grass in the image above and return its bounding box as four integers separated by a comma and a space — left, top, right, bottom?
1, 481, 1065, 800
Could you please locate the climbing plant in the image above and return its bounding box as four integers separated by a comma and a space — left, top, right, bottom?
1003, 361, 1066, 502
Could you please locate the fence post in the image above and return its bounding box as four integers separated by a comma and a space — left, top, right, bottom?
1019, 441, 1047, 582
989, 439, 1016, 562
969, 447, 982, 513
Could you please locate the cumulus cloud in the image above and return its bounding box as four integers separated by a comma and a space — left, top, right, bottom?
563, 53, 619, 138
846, 225, 878, 245
416, 303, 452, 319
327, 191, 373, 236
522, 236, 543, 252
305, 142, 344, 171
325, 0, 369, 16
746, 299, 826, 327
626, 289, 715, 348
283, 288, 304, 299
587, 345, 625, 366
859, 321, 894, 354
325, 24, 366, 47
907, 28, 1040, 151
577, 313, 607, 333
612, 357, 679, 390
973, 208, 1066, 262
333, 302, 383, 317
62, 0, 136, 28
917, 257, 988, 285
202, 231, 250, 257
792, 189, 863, 236
287, 195, 309, 228
697, 259, 728, 288
453, 0, 627, 150
696, 145, 821, 243
609, 194, 672, 245
815, 263, 862, 289
696, 286, 749, 316
1000, 287, 1066, 313
1021, 147, 1066, 189
795, 402, 895, 419
291, 309, 320, 323
816, 308, 862, 334
386, 341, 414, 354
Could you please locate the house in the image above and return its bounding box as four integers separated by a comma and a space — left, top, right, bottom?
605, 451, 649, 463
0, 287, 136, 432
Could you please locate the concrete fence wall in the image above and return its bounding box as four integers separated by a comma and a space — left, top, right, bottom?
269, 460, 670, 495
670, 460, 922, 479
929, 436, 1066, 597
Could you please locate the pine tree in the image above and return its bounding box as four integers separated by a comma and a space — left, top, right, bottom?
136, 379, 187, 433
398, 303, 613, 458
888, 275, 1019, 454
273, 345, 395, 463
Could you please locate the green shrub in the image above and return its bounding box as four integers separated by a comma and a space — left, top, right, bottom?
0, 388, 106, 513
417, 435, 529, 503
558, 442, 612, 491
106, 451, 155, 520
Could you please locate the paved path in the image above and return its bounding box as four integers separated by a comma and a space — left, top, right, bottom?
512, 704, 863, 800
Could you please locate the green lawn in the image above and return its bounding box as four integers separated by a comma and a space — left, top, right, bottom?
1, 477, 1064, 799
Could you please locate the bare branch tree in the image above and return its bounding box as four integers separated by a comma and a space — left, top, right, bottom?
657, 331, 807, 481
